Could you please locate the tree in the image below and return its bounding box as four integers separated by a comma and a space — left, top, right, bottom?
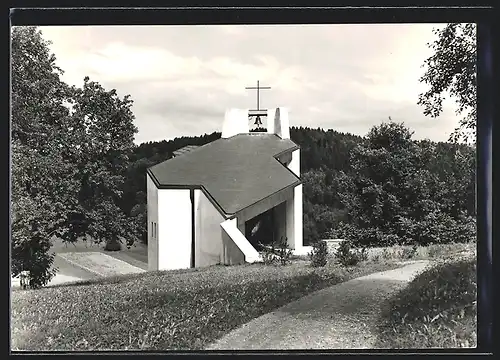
418, 23, 476, 143
130, 201, 147, 244
11, 26, 76, 288
333, 121, 476, 247
56, 77, 139, 249
121, 157, 155, 215
11, 27, 139, 288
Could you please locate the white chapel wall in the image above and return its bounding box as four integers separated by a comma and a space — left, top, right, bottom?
146, 173, 159, 271
194, 189, 225, 267
157, 188, 192, 270
294, 184, 303, 248
221, 108, 249, 138
268, 107, 290, 139
288, 148, 301, 177
285, 183, 303, 250
285, 148, 302, 250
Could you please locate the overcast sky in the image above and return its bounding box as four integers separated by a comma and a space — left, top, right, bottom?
39, 24, 461, 145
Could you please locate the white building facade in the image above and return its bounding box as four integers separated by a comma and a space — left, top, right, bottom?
147, 107, 307, 271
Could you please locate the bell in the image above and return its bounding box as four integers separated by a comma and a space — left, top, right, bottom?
254, 115, 262, 126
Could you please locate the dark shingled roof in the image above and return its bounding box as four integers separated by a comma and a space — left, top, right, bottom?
148, 134, 300, 216
173, 145, 199, 157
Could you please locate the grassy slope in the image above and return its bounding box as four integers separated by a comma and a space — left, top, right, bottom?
11, 260, 399, 351
375, 256, 477, 348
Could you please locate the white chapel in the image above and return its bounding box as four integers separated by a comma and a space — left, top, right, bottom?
146, 107, 306, 271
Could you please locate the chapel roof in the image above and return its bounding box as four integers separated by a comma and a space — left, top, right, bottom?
147, 133, 300, 216
172, 145, 199, 157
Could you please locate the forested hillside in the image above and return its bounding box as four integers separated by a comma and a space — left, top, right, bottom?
121, 124, 476, 246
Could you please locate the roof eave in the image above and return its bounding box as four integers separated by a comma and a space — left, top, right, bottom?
147, 169, 231, 219
229, 179, 302, 218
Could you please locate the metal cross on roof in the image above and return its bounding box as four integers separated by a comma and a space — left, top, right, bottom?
245, 80, 271, 126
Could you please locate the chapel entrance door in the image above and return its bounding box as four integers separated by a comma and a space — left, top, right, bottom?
245, 208, 276, 251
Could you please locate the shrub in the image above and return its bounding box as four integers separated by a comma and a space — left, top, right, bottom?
259, 236, 293, 266
11, 234, 58, 290
259, 246, 277, 265
329, 222, 357, 242
260, 247, 278, 265
104, 238, 122, 252
394, 215, 418, 244
331, 222, 401, 248
370, 253, 381, 262
331, 212, 475, 249
308, 241, 328, 267
400, 244, 418, 260
407, 212, 475, 247
381, 247, 396, 260
412, 211, 455, 245
334, 240, 368, 267
379, 233, 402, 247
130, 204, 148, 245
453, 214, 476, 243
276, 238, 294, 266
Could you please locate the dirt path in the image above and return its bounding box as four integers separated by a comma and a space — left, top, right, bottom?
206, 260, 430, 350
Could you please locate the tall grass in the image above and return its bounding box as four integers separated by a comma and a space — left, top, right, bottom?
375, 257, 477, 348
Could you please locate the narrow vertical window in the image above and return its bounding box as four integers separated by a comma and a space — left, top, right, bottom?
154, 222, 157, 239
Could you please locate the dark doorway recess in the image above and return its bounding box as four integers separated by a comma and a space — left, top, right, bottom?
245, 208, 275, 251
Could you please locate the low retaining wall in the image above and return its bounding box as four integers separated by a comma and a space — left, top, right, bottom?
292, 246, 313, 256
322, 239, 344, 255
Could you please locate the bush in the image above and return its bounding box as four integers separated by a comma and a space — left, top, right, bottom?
331, 222, 401, 248
11, 234, 58, 290
452, 213, 476, 243
260, 247, 278, 265
334, 240, 368, 267
329, 222, 357, 242
400, 244, 418, 260
394, 215, 418, 245
259, 236, 293, 266
104, 238, 122, 252
308, 241, 328, 267
331, 212, 476, 249
393, 211, 476, 247
130, 204, 147, 244
276, 237, 293, 266
259, 247, 277, 265
411, 212, 476, 246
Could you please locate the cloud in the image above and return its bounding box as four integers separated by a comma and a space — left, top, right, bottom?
38, 24, 464, 144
